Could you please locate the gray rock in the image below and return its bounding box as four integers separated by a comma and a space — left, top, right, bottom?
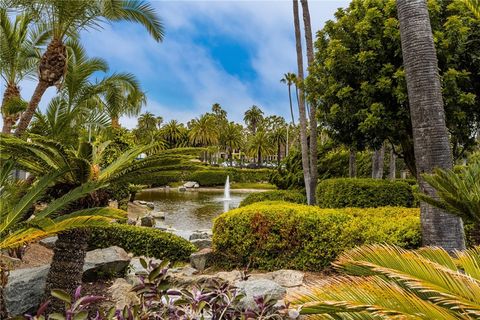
5, 265, 50, 316
128, 257, 162, 276
169, 266, 198, 277
140, 215, 155, 227
178, 186, 187, 192
213, 270, 243, 283
190, 248, 213, 271
249, 270, 304, 288
183, 181, 198, 188
189, 230, 212, 241
190, 238, 212, 250
39, 236, 58, 249
150, 211, 165, 219
194, 183, 200, 188
235, 279, 286, 309
83, 246, 130, 281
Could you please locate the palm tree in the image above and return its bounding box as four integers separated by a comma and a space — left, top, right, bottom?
0, 135, 172, 312
288, 244, 480, 319
0, 9, 47, 134
0, 161, 123, 317
13, 0, 164, 136
243, 105, 264, 134
292, 0, 313, 204
247, 130, 273, 167
220, 122, 243, 166
397, 0, 465, 251
133, 112, 162, 145
270, 126, 287, 166
160, 120, 188, 148
280, 72, 297, 125
188, 114, 219, 147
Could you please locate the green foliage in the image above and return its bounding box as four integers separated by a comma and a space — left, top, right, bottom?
184, 168, 273, 187
212, 202, 420, 271
186, 170, 227, 187
239, 190, 306, 207
98, 127, 135, 167
316, 178, 415, 208
88, 224, 196, 262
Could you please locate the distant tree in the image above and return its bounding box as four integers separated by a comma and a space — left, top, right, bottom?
220, 121, 244, 166
133, 112, 162, 145
244, 105, 264, 134
247, 130, 273, 167
280, 72, 297, 125
160, 120, 188, 148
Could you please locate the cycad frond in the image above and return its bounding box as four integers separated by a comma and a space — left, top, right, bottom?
462, 0, 480, 19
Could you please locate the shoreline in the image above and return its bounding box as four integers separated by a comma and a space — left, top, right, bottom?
140, 186, 270, 193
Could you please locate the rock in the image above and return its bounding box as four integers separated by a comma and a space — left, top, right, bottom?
194, 183, 200, 188
109, 278, 139, 310
128, 257, 162, 276
189, 230, 212, 241
146, 202, 155, 210
268, 270, 304, 287
5, 265, 49, 316
135, 200, 154, 209
190, 238, 212, 250
108, 200, 118, 209
169, 266, 198, 277
178, 186, 187, 192
0, 254, 22, 269
83, 246, 130, 281
213, 270, 243, 283
150, 211, 166, 219
235, 279, 286, 309
190, 248, 213, 271
183, 181, 198, 188
127, 218, 137, 225
140, 215, 155, 227
39, 236, 58, 249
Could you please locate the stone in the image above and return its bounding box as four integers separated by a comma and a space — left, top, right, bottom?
5, 265, 50, 316
190, 248, 213, 271
83, 246, 130, 281
268, 270, 304, 287
109, 278, 140, 310
150, 211, 166, 219
169, 266, 198, 277
135, 200, 154, 209
178, 186, 187, 192
213, 270, 243, 283
190, 238, 212, 250
128, 257, 162, 276
183, 181, 198, 188
235, 279, 286, 309
140, 215, 155, 227
0, 254, 22, 269
39, 236, 58, 249
194, 183, 200, 188
189, 230, 212, 241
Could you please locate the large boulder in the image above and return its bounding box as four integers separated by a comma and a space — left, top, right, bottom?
4, 265, 50, 316
190, 248, 213, 271
39, 236, 58, 250
235, 279, 286, 309
183, 181, 198, 188
140, 215, 155, 227
83, 246, 131, 281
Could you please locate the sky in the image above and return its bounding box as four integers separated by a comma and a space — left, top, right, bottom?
2, 0, 350, 129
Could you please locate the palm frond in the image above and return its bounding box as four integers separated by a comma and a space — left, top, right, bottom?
462, 0, 480, 19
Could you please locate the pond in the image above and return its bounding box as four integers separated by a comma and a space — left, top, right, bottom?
135, 188, 253, 237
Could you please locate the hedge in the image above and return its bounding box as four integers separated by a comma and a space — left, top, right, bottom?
185, 168, 273, 187
316, 178, 415, 208
89, 224, 196, 261
239, 190, 306, 207
212, 202, 420, 271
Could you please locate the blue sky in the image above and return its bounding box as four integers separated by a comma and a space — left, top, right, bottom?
5, 0, 349, 128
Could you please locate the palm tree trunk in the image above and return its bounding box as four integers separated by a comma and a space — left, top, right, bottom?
388, 147, 396, 180
371, 145, 385, 179
397, 0, 465, 251
111, 116, 120, 128
257, 149, 262, 167
349, 148, 357, 178
277, 143, 281, 166
14, 81, 49, 137
1, 84, 21, 134
293, 0, 312, 204
301, 0, 318, 205
288, 85, 295, 125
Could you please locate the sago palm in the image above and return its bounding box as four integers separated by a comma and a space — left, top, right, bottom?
418, 161, 480, 244
288, 244, 480, 319
0, 9, 48, 133
12, 0, 164, 136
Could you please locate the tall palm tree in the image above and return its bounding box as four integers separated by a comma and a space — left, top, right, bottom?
13, 0, 164, 136
301, 0, 318, 205
133, 112, 162, 145
160, 120, 188, 148
188, 114, 219, 146
243, 105, 264, 134
0, 9, 47, 134
292, 0, 313, 204
280, 72, 297, 125
270, 125, 287, 166
397, 0, 465, 251
247, 130, 273, 167
220, 121, 243, 166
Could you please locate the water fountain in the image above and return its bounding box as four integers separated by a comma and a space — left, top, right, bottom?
223, 175, 231, 200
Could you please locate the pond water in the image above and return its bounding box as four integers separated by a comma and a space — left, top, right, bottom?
135, 188, 251, 235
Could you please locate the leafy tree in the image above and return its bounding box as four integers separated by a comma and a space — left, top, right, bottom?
243, 105, 264, 134
307, 0, 480, 177
12, 0, 164, 136
0, 9, 47, 133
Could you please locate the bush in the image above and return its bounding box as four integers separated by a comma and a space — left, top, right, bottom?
186, 170, 228, 186
316, 178, 414, 208
185, 168, 274, 187
239, 190, 306, 207
212, 202, 420, 271
89, 224, 196, 261
227, 168, 272, 183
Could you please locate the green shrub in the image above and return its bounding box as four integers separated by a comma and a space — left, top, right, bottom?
227, 168, 272, 183
212, 202, 421, 271
89, 224, 196, 261
185, 168, 274, 187
316, 178, 414, 208
239, 190, 306, 207
187, 170, 228, 186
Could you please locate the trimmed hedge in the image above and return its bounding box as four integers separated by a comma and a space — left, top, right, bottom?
185, 168, 273, 187
89, 224, 196, 261
239, 190, 306, 207
316, 178, 414, 208
212, 202, 420, 271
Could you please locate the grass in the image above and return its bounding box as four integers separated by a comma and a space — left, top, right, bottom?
230, 182, 276, 190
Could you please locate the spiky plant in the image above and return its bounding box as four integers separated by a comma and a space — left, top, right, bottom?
418, 162, 480, 244
288, 244, 480, 319
0, 134, 200, 312
463, 0, 480, 19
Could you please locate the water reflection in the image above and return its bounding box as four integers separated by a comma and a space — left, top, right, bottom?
135, 189, 247, 232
